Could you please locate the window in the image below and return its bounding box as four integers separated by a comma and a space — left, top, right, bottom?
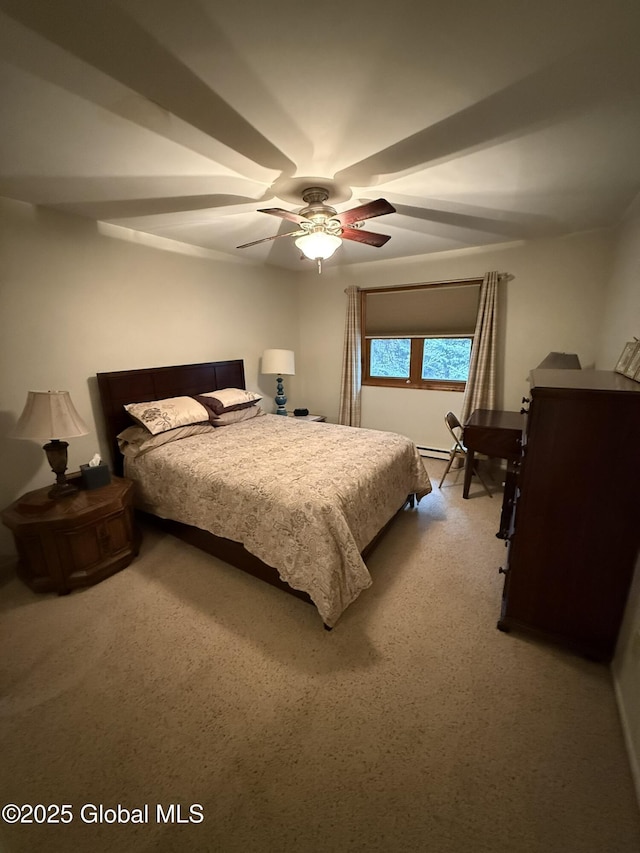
362, 281, 480, 391
370, 338, 410, 378
421, 337, 472, 381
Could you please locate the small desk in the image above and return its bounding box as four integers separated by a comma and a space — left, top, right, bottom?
463, 409, 525, 536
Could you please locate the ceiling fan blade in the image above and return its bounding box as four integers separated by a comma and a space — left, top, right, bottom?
341, 228, 391, 247
237, 230, 302, 249
335, 198, 396, 226
258, 207, 307, 225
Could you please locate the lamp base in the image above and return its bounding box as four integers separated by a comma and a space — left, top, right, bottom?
43, 439, 78, 500
48, 480, 79, 500
274, 375, 288, 415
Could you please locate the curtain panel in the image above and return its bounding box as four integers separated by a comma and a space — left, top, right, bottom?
339, 286, 362, 427
460, 270, 500, 424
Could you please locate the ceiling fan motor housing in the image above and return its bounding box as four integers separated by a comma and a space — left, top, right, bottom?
299, 187, 337, 221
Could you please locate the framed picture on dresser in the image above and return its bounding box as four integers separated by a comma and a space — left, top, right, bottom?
614, 341, 639, 378
626, 343, 640, 381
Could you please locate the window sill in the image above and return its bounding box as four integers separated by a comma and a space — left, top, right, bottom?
363, 379, 466, 392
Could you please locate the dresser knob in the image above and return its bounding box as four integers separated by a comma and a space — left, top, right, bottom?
521, 396, 530, 404
498, 566, 510, 575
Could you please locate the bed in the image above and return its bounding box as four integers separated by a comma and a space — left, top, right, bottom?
97, 360, 432, 627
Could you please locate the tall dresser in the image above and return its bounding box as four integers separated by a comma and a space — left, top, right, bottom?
498, 368, 640, 661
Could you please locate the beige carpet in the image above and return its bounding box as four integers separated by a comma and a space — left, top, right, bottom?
1, 460, 639, 853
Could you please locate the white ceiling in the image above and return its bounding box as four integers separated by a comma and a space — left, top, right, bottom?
1, 0, 640, 271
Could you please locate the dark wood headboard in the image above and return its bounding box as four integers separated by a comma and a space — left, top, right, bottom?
97, 360, 246, 475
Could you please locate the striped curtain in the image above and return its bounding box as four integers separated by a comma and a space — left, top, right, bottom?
460, 271, 499, 424
338, 286, 362, 426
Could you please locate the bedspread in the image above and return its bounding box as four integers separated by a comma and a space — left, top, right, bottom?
124, 414, 432, 626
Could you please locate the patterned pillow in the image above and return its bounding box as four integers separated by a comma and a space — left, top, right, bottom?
124, 396, 209, 435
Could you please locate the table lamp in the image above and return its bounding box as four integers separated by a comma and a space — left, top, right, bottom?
261, 349, 295, 415
12, 390, 90, 498
536, 352, 581, 369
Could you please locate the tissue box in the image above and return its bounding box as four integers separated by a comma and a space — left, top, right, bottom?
80, 462, 111, 490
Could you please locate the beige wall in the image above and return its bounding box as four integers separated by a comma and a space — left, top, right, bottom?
601, 207, 640, 803
0, 197, 300, 555
298, 230, 613, 449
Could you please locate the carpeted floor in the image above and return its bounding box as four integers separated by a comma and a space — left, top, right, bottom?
1, 459, 639, 853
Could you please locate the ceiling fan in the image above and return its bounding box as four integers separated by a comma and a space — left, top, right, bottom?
237, 187, 396, 272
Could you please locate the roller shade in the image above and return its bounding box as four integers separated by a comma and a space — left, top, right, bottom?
364, 282, 481, 338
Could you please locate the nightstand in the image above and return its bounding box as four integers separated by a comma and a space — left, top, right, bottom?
1, 476, 140, 595
287, 414, 326, 422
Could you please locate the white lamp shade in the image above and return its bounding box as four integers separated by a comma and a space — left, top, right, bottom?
13, 391, 89, 440
295, 232, 342, 260
262, 349, 295, 376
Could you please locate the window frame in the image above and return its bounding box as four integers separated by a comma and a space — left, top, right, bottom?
361, 280, 481, 392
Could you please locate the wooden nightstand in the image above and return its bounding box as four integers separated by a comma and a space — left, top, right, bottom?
287, 414, 326, 422
1, 476, 140, 595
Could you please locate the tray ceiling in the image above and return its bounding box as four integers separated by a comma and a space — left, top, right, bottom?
1, 0, 639, 270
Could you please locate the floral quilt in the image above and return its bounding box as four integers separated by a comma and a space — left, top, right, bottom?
124, 414, 432, 626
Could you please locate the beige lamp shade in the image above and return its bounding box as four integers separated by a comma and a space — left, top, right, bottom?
262, 349, 296, 376
13, 391, 90, 440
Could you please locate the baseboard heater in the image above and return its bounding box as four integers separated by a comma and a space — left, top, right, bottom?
417, 445, 449, 461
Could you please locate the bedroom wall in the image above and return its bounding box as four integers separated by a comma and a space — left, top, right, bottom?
599, 202, 640, 804
0, 196, 300, 558
297, 229, 614, 450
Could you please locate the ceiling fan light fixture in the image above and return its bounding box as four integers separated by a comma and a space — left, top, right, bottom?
295, 231, 342, 261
